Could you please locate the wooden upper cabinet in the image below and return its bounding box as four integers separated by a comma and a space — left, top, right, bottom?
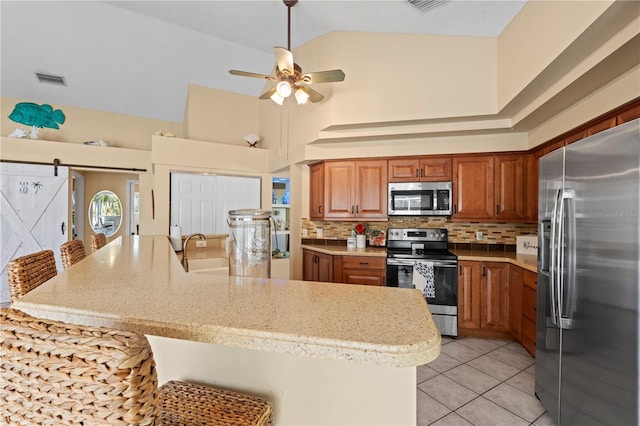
388, 157, 452, 182
586, 116, 617, 136
452, 156, 495, 220
309, 162, 324, 220
355, 160, 388, 219
321, 159, 387, 220
495, 154, 525, 221
617, 102, 640, 124
524, 154, 538, 222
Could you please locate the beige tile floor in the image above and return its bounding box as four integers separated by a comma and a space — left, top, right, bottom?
418, 336, 556, 426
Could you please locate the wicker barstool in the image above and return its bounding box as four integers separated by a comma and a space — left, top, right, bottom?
0, 308, 274, 426
60, 239, 87, 270
91, 232, 107, 252
6, 250, 57, 303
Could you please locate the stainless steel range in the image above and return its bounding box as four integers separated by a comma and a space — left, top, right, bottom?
386, 228, 458, 336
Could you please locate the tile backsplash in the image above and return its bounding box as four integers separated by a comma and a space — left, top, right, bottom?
302, 217, 537, 245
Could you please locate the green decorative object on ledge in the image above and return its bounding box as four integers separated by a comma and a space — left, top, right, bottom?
8, 102, 66, 129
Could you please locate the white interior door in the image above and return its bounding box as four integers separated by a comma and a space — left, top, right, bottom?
1, 163, 69, 303
170, 173, 261, 236
214, 175, 261, 235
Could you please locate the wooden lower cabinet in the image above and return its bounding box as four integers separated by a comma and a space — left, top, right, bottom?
302, 250, 386, 286
520, 270, 537, 356
302, 249, 333, 283
334, 256, 386, 286
458, 260, 509, 335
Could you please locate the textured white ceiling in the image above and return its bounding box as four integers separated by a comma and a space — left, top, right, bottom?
0, 0, 526, 122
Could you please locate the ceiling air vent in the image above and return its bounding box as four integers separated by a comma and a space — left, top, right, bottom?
34, 72, 67, 86
406, 0, 448, 13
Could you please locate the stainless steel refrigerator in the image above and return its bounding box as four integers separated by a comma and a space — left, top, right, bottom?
536, 118, 639, 425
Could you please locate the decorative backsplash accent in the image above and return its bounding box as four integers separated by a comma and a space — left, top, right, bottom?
301, 217, 537, 245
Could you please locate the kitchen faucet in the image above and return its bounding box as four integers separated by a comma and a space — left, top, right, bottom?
182, 233, 206, 272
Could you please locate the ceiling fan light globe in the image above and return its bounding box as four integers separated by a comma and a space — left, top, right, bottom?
270, 91, 285, 105
276, 81, 292, 98
295, 87, 309, 104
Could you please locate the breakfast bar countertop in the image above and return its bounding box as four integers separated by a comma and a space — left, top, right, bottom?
13, 235, 441, 368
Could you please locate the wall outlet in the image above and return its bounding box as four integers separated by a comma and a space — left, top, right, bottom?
302, 229, 308, 237
195, 240, 207, 248
475, 231, 483, 241
316, 228, 323, 238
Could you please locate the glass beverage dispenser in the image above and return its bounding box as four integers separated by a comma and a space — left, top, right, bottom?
227, 209, 272, 278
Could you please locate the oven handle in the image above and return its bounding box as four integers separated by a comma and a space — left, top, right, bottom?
386, 258, 457, 268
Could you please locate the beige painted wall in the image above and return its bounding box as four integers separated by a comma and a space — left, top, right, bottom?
184, 84, 260, 146
1, 97, 182, 151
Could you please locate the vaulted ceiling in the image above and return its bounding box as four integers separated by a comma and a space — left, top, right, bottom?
0, 1, 526, 123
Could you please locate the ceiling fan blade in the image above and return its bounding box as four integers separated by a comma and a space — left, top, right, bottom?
298, 85, 325, 103
258, 86, 278, 100
274, 47, 295, 77
301, 69, 346, 84
229, 70, 275, 81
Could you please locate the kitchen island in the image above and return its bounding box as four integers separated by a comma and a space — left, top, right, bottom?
13, 235, 441, 425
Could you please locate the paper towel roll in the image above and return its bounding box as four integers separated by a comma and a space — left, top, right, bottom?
170, 225, 182, 251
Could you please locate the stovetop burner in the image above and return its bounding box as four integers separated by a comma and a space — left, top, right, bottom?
386, 228, 456, 260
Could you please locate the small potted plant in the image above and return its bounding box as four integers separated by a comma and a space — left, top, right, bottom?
354, 223, 367, 248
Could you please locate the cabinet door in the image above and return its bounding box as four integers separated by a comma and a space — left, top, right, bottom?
420, 157, 452, 182
317, 252, 334, 283
524, 154, 538, 222
509, 265, 522, 340
309, 163, 324, 220
302, 249, 317, 281
355, 160, 387, 218
452, 156, 495, 220
480, 262, 510, 332
458, 261, 481, 329
324, 161, 355, 219
495, 154, 525, 220
388, 158, 420, 182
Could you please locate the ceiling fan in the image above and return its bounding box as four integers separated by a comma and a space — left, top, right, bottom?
228, 0, 345, 105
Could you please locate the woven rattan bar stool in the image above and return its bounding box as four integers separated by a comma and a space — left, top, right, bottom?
0, 308, 274, 426
6, 250, 57, 303
60, 239, 87, 270
91, 232, 107, 252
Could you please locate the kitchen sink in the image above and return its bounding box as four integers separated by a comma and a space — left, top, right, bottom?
187, 257, 229, 275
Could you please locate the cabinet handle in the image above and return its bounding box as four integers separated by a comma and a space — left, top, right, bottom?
482, 265, 486, 276
318, 206, 322, 214
351, 205, 354, 214
356, 205, 359, 214
359, 262, 369, 265
454, 204, 458, 214
420, 168, 424, 178
459, 266, 462, 276
496, 204, 499, 215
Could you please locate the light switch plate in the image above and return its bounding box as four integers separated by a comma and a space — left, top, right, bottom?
317, 228, 323, 238
475, 231, 483, 241
195, 240, 207, 248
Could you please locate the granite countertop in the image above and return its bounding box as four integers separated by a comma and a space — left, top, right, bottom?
13, 235, 441, 367
301, 243, 537, 273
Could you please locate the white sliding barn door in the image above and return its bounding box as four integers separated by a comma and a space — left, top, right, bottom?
1, 163, 69, 303
170, 173, 261, 236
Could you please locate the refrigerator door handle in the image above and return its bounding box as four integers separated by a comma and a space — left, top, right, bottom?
549, 188, 562, 326
560, 189, 577, 330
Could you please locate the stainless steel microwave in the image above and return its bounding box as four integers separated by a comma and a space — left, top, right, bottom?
388, 182, 452, 216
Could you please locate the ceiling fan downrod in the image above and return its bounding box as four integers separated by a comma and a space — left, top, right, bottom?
284, 0, 298, 50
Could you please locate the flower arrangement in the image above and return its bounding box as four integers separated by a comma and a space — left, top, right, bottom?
354, 223, 366, 235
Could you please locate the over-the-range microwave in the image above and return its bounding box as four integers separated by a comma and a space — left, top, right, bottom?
388, 182, 452, 216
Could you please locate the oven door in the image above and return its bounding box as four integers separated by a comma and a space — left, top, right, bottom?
386, 258, 458, 307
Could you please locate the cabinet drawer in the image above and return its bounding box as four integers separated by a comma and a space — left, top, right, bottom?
341, 256, 386, 270
521, 317, 536, 357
